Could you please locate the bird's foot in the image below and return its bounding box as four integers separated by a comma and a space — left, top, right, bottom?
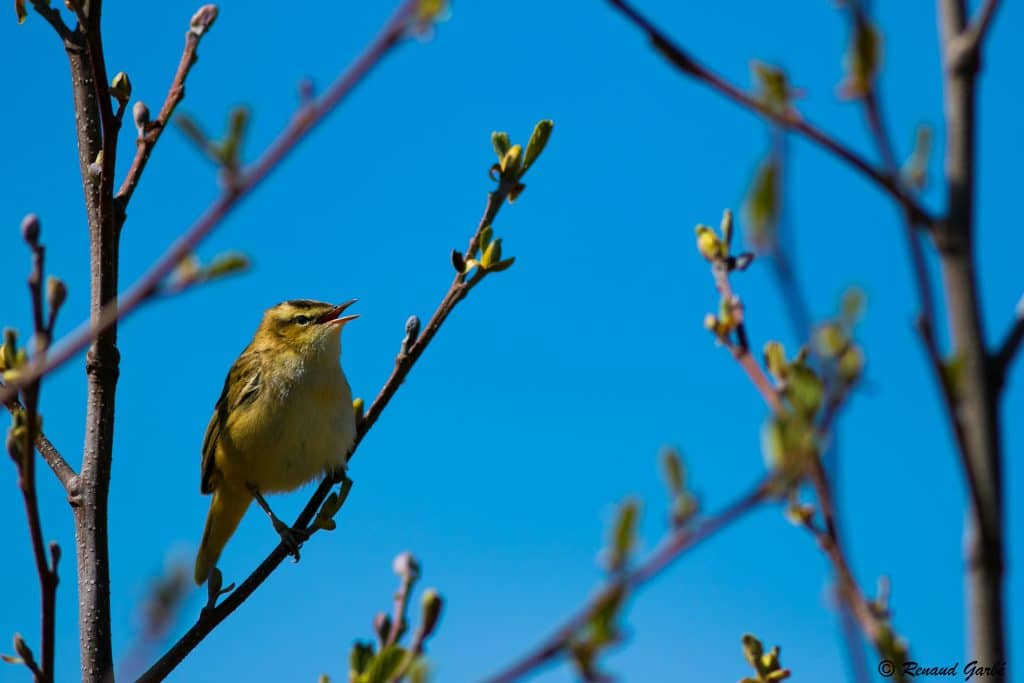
272, 517, 310, 562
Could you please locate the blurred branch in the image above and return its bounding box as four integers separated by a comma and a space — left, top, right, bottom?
484, 476, 772, 683
0, 0, 423, 407
937, 0, 1006, 674
950, 0, 1002, 69
605, 0, 935, 228
138, 145, 526, 682
993, 297, 1024, 384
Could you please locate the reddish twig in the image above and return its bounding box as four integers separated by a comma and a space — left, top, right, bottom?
484, 477, 771, 683
0, 0, 422, 407
115, 6, 218, 220
8, 232, 64, 682
605, 0, 935, 228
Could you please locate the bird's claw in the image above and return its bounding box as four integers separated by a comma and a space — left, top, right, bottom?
273, 518, 310, 561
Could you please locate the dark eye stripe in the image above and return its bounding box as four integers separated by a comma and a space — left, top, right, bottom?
294, 315, 312, 325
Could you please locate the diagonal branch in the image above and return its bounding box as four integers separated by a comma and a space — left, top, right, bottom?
484, 477, 771, 683
3, 398, 77, 490
137, 165, 519, 683
115, 6, 218, 222
0, 0, 424, 408
605, 0, 935, 228
28, 0, 75, 43
993, 295, 1024, 383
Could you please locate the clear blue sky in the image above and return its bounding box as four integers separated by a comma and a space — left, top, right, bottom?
1, 1, 1021, 681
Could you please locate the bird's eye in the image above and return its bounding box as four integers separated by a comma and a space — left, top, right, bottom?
294, 315, 312, 325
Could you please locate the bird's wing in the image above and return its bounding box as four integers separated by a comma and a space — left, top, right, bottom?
200, 348, 263, 494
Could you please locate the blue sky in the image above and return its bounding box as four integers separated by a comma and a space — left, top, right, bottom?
1, 1, 1021, 681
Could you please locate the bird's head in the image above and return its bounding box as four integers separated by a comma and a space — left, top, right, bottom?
255, 299, 359, 358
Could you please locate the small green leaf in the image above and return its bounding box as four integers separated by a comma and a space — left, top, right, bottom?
742, 634, 765, 673
491, 131, 511, 161
522, 119, 553, 173
204, 252, 250, 279
842, 20, 883, 98
481, 238, 502, 269
478, 225, 493, 255
903, 124, 932, 191
349, 641, 375, 677
661, 447, 684, 494
364, 645, 406, 683
745, 159, 779, 252
763, 341, 786, 383
175, 114, 211, 152
486, 257, 516, 273
840, 287, 866, 327
751, 61, 792, 112
500, 144, 522, 178
608, 499, 639, 572
786, 364, 824, 419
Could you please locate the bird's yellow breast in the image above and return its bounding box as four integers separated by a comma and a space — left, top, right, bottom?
215, 353, 355, 493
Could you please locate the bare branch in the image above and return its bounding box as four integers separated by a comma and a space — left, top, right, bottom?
0, 0, 423, 407
116, 5, 218, 219
6, 225, 64, 682
484, 477, 771, 683
4, 398, 77, 490
605, 0, 935, 228
994, 295, 1024, 382
950, 0, 1003, 69
27, 0, 75, 42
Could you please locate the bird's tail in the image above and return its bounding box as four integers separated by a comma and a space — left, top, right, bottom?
194, 486, 251, 585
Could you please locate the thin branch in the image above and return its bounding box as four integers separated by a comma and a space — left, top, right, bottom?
3, 398, 77, 490
605, 0, 935, 228
28, 0, 75, 43
137, 162, 517, 683
0, 0, 423, 407
115, 6, 217, 220
994, 296, 1024, 381
386, 563, 416, 648
484, 477, 771, 683
802, 459, 884, 645
950, 0, 1002, 69
710, 260, 783, 413
7, 233, 63, 682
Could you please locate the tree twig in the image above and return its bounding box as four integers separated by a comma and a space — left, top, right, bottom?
137, 163, 517, 683
993, 295, 1024, 383
115, 5, 218, 222
3, 397, 77, 490
8, 231, 63, 682
483, 477, 771, 683
0, 0, 423, 407
605, 0, 935, 228
27, 0, 74, 43
950, 0, 1003, 69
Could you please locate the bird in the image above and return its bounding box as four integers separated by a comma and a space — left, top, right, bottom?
194, 298, 359, 585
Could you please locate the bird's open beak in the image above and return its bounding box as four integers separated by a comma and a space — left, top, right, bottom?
319, 299, 359, 326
